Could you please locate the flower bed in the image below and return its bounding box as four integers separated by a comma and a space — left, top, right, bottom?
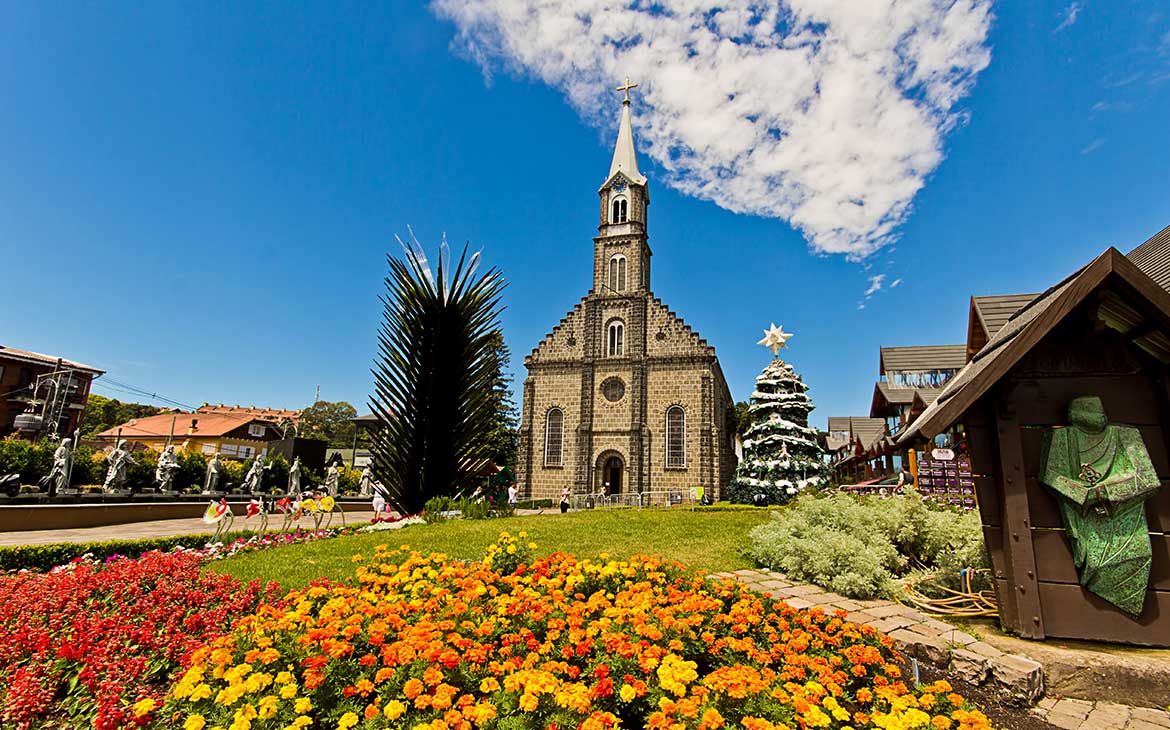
0, 551, 282, 730
163, 533, 994, 730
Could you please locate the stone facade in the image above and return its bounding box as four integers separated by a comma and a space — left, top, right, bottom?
515, 100, 735, 504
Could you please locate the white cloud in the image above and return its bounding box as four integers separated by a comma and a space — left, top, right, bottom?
1080, 137, 1106, 155
865, 274, 887, 297
1055, 2, 1083, 32
890, 277, 904, 288
433, 0, 993, 258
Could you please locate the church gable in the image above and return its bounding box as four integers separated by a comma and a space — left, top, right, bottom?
646, 298, 715, 359
527, 297, 588, 364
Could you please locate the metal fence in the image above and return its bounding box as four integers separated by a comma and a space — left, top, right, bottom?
569, 489, 700, 510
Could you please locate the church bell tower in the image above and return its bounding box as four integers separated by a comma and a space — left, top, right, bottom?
594, 78, 651, 297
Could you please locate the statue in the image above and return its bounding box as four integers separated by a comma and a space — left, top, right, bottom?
103, 440, 136, 493
288, 456, 302, 496
203, 452, 222, 494
242, 456, 268, 493
324, 463, 340, 496
43, 436, 73, 497
155, 445, 180, 492
358, 466, 374, 496
1040, 396, 1162, 616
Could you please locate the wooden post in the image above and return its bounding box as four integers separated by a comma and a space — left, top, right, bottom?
995, 393, 1045, 638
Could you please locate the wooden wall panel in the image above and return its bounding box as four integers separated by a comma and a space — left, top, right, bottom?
974, 476, 1000, 526
986, 528, 1170, 590
1006, 376, 1164, 427
996, 579, 1170, 647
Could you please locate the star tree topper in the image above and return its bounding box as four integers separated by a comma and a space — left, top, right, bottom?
758, 323, 794, 355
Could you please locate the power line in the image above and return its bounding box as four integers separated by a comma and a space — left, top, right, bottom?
91, 377, 198, 411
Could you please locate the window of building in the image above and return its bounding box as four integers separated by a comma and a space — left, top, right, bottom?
248, 423, 267, 438
220, 443, 239, 457
608, 254, 627, 292
239, 445, 255, 459
544, 408, 564, 466
666, 406, 686, 468
607, 320, 625, 357
201, 443, 217, 455
610, 196, 628, 223
601, 377, 626, 402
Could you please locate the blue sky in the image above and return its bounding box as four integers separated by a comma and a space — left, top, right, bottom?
2, 1, 1169, 429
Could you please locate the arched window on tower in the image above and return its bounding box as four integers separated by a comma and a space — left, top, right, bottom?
607, 320, 625, 357
666, 406, 686, 468
610, 196, 628, 223
544, 408, 564, 466
608, 254, 627, 292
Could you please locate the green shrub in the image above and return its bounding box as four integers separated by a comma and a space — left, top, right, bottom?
0, 530, 259, 572
747, 493, 989, 599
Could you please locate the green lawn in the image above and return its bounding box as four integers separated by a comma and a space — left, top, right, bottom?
209, 508, 772, 589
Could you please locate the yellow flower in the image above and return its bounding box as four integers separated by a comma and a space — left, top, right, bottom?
183, 716, 207, 730
133, 698, 157, 717
294, 697, 312, 714
190, 683, 213, 701
619, 684, 637, 703
384, 700, 406, 720
338, 711, 359, 729
279, 682, 298, 699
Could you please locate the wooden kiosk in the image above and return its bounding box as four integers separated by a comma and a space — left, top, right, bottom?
900, 248, 1170, 646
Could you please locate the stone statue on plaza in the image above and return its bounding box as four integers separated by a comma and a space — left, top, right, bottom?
203, 452, 222, 494
1040, 395, 1162, 616
287, 456, 302, 496
103, 439, 136, 493
358, 466, 374, 497
242, 455, 268, 493
43, 436, 74, 497
324, 463, 340, 496
155, 445, 180, 492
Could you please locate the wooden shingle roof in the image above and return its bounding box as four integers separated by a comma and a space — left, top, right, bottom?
1128, 224, 1170, 292
879, 345, 966, 375
900, 247, 1170, 444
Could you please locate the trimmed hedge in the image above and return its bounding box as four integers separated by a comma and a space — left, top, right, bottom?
0, 530, 259, 573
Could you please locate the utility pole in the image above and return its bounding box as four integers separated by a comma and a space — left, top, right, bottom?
314, 385, 320, 403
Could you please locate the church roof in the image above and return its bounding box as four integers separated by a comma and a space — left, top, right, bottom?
605, 100, 646, 187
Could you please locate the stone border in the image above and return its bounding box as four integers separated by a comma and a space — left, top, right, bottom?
715, 569, 1044, 705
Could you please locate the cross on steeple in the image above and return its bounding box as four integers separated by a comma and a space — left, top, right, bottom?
616, 77, 638, 104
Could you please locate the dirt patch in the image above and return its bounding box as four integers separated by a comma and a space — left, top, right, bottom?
910, 659, 1054, 730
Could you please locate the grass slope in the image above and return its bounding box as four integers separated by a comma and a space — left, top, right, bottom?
210, 508, 771, 589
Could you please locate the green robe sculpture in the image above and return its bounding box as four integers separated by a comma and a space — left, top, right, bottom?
1040, 396, 1160, 616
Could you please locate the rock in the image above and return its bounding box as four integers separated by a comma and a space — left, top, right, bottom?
889, 629, 951, 667
950, 648, 991, 685
991, 654, 1045, 706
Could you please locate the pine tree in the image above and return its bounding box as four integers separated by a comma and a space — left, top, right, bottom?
727, 358, 827, 504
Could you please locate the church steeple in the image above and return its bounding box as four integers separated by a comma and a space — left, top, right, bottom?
607, 78, 646, 185
595, 77, 651, 296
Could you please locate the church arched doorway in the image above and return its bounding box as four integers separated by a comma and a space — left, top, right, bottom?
595, 451, 624, 496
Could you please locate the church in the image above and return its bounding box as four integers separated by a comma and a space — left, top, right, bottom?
515, 83, 736, 504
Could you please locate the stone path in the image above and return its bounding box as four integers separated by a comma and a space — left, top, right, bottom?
0, 512, 380, 546
1031, 698, 1170, 730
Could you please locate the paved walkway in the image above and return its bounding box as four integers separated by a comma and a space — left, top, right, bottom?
719, 568, 1170, 729
0, 512, 380, 546
1031, 698, 1170, 730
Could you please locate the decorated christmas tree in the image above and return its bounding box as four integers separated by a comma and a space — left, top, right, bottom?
727, 324, 827, 505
